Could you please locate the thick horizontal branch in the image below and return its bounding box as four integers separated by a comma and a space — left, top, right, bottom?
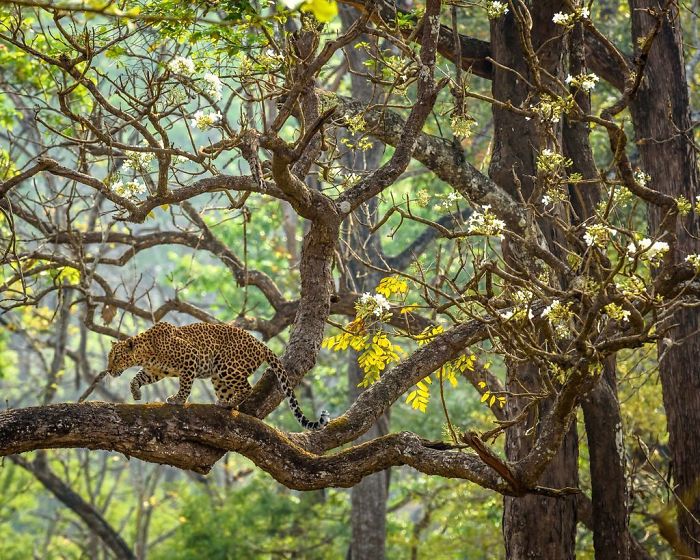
0, 403, 510, 492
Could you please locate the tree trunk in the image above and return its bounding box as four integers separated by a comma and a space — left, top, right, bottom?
581, 358, 629, 560
629, 1, 700, 554
490, 3, 579, 558
340, 6, 391, 559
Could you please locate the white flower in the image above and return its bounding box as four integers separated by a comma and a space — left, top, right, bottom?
634, 169, 651, 187
466, 205, 506, 239
580, 73, 599, 91
373, 293, 391, 312
566, 73, 600, 92
583, 223, 615, 248
628, 238, 669, 262
542, 193, 553, 206
486, 1, 509, 19
447, 192, 462, 203
202, 72, 223, 102
685, 254, 700, 273
110, 180, 146, 200
123, 142, 156, 171
499, 309, 515, 320
191, 110, 222, 131
359, 292, 391, 317
168, 56, 195, 74
581, 6, 590, 18
552, 11, 574, 25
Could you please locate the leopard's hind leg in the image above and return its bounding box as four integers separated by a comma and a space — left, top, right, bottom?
212, 373, 252, 409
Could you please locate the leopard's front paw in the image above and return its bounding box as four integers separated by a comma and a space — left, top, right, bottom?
166, 395, 186, 405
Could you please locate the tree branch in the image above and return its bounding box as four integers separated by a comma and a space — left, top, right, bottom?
0, 403, 511, 493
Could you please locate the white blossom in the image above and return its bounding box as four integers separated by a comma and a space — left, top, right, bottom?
202, 72, 223, 102
552, 11, 574, 25
583, 223, 616, 248
685, 254, 700, 272
627, 238, 669, 262
486, 1, 509, 19
467, 205, 506, 239
191, 110, 222, 131
111, 180, 146, 200
359, 292, 392, 317
634, 169, 651, 187
123, 142, 156, 171
168, 56, 195, 74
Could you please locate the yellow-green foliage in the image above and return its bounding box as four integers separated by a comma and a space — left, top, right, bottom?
323, 277, 482, 413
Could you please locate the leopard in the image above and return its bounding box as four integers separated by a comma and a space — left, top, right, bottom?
107, 321, 330, 430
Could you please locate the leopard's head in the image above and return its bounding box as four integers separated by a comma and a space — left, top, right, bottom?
107, 338, 138, 377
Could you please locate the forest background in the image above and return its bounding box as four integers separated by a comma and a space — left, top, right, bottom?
1, 0, 699, 558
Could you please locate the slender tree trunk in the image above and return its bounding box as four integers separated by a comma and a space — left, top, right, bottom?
629, 1, 700, 554
11, 455, 135, 560
564, 20, 630, 556
340, 6, 390, 559
581, 358, 629, 560
490, 3, 579, 557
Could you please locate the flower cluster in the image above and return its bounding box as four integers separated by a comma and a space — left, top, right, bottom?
633, 169, 651, 187
433, 191, 463, 212
565, 73, 599, 92
541, 299, 575, 338
552, 6, 589, 27
466, 205, 506, 238
416, 189, 430, 207
450, 115, 477, 139
123, 144, 156, 171
486, 0, 509, 18
168, 56, 196, 74
685, 254, 700, 273
529, 93, 570, 124
676, 195, 692, 216
536, 148, 572, 174
627, 238, 669, 265
344, 113, 367, 134
359, 292, 392, 318
110, 180, 146, 200
191, 110, 222, 131
542, 187, 568, 207
202, 72, 223, 101
583, 223, 616, 248
604, 302, 630, 323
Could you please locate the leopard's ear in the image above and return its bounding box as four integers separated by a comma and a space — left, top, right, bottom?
125, 339, 135, 350
111, 340, 116, 345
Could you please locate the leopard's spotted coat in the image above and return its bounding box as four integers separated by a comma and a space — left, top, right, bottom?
107, 322, 329, 430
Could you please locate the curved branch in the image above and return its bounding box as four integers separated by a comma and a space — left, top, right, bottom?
0, 403, 510, 493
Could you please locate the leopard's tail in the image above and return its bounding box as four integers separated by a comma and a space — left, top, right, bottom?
265, 351, 330, 430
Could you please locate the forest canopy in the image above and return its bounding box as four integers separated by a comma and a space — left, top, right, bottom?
0, 0, 699, 558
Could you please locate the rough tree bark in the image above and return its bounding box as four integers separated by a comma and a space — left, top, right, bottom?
629, 0, 700, 554
565, 19, 630, 558
490, 2, 578, 557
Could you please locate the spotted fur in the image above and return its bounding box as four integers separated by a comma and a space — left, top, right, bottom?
107, 321, 330, 430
